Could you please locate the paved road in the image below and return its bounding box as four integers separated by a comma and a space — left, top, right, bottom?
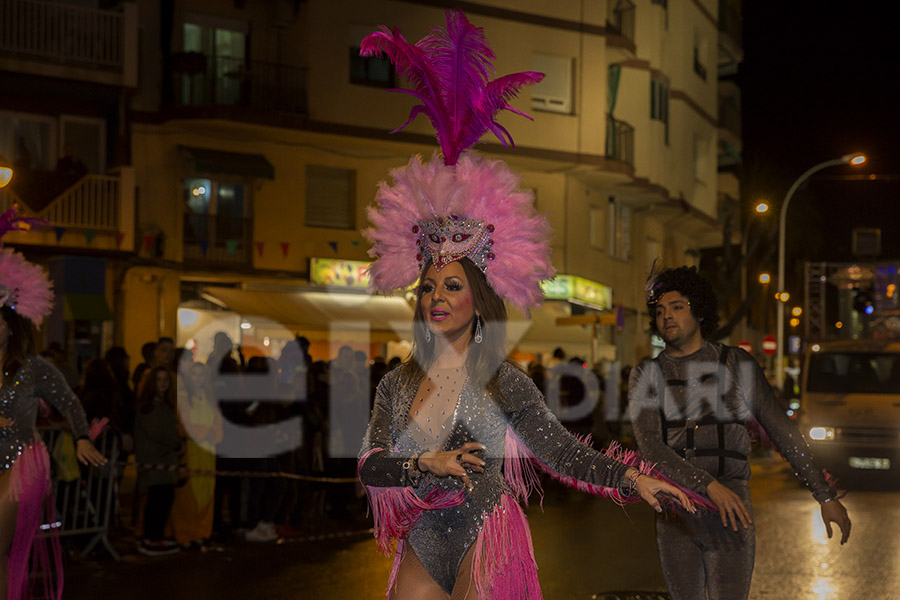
63, 454, 899, 599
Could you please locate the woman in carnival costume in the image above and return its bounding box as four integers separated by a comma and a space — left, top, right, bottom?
357, 11, 708, 599
0, 208, 106, 600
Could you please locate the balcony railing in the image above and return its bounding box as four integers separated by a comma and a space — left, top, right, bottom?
693, 47, 708, 81
605, 114, 634, 167
0, 0, 137, 84
0, 168, 135, 249
171, 54, 308, 115
718, 0, 743, 48
718, 97, 742, 139
607, 0, 636, 45
183, 213, 252, 265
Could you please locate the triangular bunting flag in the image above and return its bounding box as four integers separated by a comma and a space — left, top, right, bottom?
114, 231, 125, 249
84, 229, 96, 245
351, 240, 361, 247
280, 242, 290, 258
142, 234, 155, 253
328, 241, 338, 253
225, 239, 238, 256
54, 226, 66, 242
254, 241, 264, 257
199, 240, 210, 257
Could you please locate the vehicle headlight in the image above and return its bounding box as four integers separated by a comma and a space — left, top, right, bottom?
809, 426, 835, 441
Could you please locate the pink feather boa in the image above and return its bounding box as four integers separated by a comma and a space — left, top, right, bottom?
503, 427, 719, 513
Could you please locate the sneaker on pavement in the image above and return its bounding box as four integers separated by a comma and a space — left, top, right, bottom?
244, 522, 278, 542
138, 539, 180, 556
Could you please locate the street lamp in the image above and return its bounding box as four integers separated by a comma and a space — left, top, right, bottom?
775, 153, 866, 389
740, 202, 770, 341
0, 157, 13, 189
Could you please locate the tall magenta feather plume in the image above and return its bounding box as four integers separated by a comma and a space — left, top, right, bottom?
360, 9, 544, 165
0, 248, 54, 327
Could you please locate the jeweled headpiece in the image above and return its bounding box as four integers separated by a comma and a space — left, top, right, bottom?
0, 206, 53, 326
362, 10, 555, 312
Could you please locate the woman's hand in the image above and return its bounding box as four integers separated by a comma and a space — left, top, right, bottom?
0, 417, 13, 428
629, 469, 697, 514
76, 438, 108, 468
706, 479, 752, 531
417, 441, 486, 492
821, 499, 851, 544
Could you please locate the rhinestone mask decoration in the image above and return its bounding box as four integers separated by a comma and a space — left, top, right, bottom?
414, 215, 495, 273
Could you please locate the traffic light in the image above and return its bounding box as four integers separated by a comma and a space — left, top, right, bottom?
853, 289, 875, 315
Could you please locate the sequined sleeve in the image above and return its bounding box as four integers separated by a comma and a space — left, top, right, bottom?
30, 356, 90, 439
732, 349, 836, 503
498, 364, 632, 489
627, 360, 716, 495
358, 368, 418, 487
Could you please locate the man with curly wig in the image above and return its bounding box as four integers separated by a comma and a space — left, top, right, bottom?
627, 265, 851, 600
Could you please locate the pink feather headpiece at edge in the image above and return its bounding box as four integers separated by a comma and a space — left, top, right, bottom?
0, 206, 53, 327
360, 10, 555, 312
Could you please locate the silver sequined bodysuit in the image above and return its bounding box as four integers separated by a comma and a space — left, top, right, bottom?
628, 342, 835, 600
359, 362, 632, 594
0, 356, 90, 472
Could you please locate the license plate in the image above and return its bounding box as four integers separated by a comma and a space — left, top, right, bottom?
849, 457, 891, 470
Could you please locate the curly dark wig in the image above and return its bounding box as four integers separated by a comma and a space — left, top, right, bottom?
646, 266, 719, 338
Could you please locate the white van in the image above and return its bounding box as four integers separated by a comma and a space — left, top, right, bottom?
799, 340, 900, 484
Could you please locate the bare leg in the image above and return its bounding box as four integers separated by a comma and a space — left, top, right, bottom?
0, 470, 18, 600
391, 546, 450, 600
450, 545, 479, 600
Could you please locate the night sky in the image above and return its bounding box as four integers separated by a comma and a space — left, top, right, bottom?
739, 2, 900, 265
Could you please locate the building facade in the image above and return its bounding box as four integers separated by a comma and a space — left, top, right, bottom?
1, 0, 742, 374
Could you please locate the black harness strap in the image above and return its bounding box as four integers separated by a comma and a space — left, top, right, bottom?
656, 347, 746, 474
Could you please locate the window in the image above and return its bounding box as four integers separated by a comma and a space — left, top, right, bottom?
531, 53, 573, 114
306, 165, 355, 229
181, 15, 248, 106
349, 25, 394, 87
650, 77, 670, 145
183, 178, 251, 262
61, 116, 105, 174
608, 197, 631, 260
0, 112, 56, 171
693, 34, 708, 81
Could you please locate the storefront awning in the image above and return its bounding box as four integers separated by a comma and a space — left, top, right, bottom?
179, 145, 275, 180
63, 293, 113, 321
200, 287, 414, 342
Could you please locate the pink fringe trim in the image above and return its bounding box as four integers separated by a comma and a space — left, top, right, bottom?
472, 494, 542, 600
358, 448, 465, 555
89, 417, 110, 441
503, 427, 718, 513
7, 438, 63, 600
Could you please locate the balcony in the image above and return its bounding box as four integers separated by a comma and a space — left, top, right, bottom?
183, 213, 252, 266
606, 0, 636, 51
0, 0, 138, 87
170, 54, 308, 116
718, 0, 743, 74
0, 167, 136, 251
605, 114, 634, 168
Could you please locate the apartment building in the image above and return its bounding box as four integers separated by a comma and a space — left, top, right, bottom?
1, 0, 742, 371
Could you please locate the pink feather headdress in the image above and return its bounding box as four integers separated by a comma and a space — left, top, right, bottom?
0, 206, 53, 326
361, 10, 554, 312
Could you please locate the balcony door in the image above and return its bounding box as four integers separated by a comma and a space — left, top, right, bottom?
183, 178, 251, 264
181, 15, 248, 106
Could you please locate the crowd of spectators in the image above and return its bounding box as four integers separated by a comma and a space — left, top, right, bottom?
38, 337, 633, 558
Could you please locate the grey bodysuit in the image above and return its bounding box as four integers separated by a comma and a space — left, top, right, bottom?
359, 362, 632, 595
0, 355, 90, 473
629, 341, 835, 600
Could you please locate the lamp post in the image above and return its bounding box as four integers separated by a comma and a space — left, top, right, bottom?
740, 201, 769, 342
775, 153, 866, 390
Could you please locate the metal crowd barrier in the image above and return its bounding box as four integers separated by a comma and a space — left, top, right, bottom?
37, 426, 121, 560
